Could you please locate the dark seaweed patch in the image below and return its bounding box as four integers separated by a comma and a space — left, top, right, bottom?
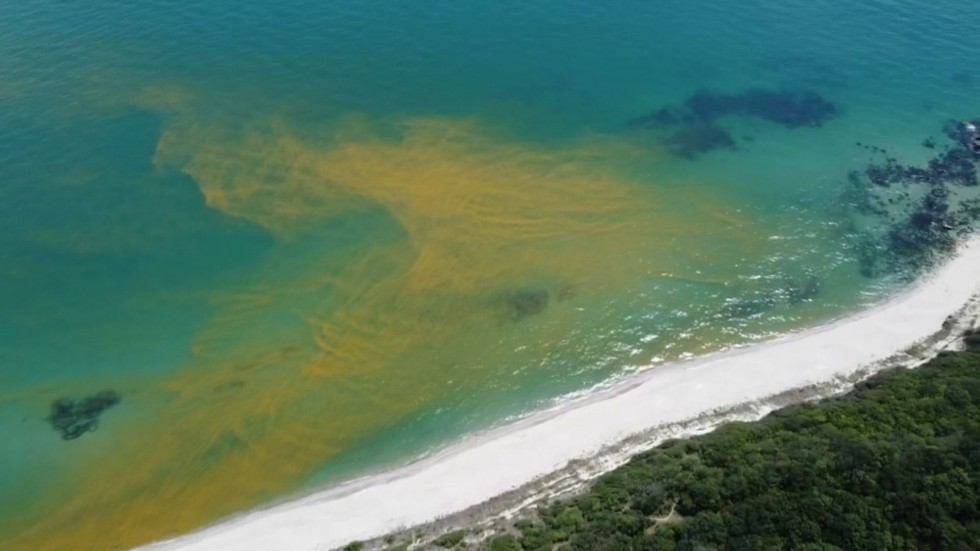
718, 298, 771, 319
713, 275, 821, 322
47, 390, 121, 440
856, 122, 978, 191
630, 88, 839, 158
851, 120, 979, 277
684, 89, 838, 129
628, 107, 684, 129
782, 276, 820, 305
887, 186, 955, 257
663, 123, 736, 159
507, 290, 549, 320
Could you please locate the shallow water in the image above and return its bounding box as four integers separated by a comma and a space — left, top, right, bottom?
1, 1, 978, 549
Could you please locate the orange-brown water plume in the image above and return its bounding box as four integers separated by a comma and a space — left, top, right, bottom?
6, 115, 769, 550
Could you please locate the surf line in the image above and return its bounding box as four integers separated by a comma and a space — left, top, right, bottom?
142, 238, 980, 551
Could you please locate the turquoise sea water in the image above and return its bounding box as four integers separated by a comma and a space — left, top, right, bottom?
1, 1, 979, 549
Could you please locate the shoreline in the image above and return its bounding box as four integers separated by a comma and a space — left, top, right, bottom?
142, 238, 980, 551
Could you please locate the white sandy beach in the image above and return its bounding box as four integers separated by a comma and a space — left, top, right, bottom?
143, 238, 980, 551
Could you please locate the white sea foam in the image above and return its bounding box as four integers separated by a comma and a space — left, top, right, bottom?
142, 238, 980, 551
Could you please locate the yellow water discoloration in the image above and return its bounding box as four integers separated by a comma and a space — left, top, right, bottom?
6, 113, 769, 551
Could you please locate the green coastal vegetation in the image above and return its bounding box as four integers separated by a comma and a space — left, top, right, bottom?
370, 329, 980, 550
481, 330, 980, 551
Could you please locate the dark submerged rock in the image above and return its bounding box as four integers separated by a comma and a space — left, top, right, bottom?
507, 290, 550, 320
664, 123, 736, 159
683, 88, 838, 128
47, 390, 121, 440
628, 107, 684, 129
715, 275, 821, 321
860, 124, 978, 189
719, 298, 772, 319
783, 276, 820, 305
630, 88, 839, 158
852, 119, 979, 277
746, 89, 838, 128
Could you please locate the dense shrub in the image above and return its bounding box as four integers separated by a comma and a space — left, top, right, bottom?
486, 336, 980, 550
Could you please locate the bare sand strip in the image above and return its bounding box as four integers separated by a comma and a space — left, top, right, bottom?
144, 238, 980, 551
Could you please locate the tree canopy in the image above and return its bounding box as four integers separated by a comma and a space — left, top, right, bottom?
480, 332, 980, 551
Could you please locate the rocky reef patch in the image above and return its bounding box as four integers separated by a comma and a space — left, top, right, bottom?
47, 390, 121, 440
711, 274, 821, 323
845, 120, 980, 278
506, 289, 550, 321
629, 88, 839, 158
660, 123, 736, 159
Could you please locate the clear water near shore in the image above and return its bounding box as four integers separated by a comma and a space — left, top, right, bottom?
1, 1, 978, 549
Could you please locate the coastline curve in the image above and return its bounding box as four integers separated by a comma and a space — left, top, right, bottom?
142, 237, 980, 551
